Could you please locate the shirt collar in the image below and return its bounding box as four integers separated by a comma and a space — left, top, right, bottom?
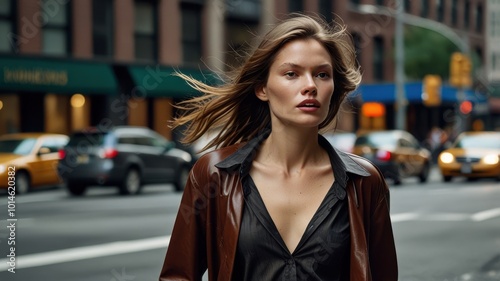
215, 129, 370, 186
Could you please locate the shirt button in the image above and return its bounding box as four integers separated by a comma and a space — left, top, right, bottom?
287, 259, 294, 265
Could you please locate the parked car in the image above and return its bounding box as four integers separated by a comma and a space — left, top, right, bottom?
352, 130, 431, 185
0, 133, 69, 194
438, 131, 500, 182
323, 131, 356, 153
57, 126, 192, 196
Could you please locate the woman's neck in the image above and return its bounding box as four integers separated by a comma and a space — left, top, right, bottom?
256, 126, 327, 175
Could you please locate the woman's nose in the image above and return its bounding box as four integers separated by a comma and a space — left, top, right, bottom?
301, 75, 317, 95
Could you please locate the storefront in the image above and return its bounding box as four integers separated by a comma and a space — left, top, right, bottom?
0, 55, 218, 139
0, 55, 119, 135
350, 82, 490, 142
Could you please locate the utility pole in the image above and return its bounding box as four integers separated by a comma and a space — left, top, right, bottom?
395, 0, 406, 130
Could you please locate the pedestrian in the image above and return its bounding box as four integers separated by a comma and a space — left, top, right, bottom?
159, 14, 397, 281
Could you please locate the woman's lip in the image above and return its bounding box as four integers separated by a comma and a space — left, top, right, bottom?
297, 106, 320, 112
297, 99, 320, 107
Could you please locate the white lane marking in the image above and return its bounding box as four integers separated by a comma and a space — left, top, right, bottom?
421, 213, 469, 221
471, 207, 500, 222
391, 212, 419, 222
0, 235, 170, 271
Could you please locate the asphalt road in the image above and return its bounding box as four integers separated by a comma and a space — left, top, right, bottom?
0, 167, 499, 281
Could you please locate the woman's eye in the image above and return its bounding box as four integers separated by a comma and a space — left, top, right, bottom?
317, 72, 330, 78
285, 72, 296, 78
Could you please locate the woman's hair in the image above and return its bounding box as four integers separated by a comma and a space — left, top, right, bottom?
171, 13, 361, 151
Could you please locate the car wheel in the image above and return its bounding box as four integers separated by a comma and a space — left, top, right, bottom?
120, 168, 142, 195
174, 166, 190, 192
66, 181, 87, 196
15, 171, 30, 194
443, 175, 452, 182
418, 163, 430, 183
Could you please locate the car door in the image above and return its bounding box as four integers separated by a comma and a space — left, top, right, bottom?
31, 136, 68, 186
400, 136, 426, 176
134, 135, 176, 182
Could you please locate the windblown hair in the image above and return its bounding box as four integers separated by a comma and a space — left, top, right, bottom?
172, 14, 361, 151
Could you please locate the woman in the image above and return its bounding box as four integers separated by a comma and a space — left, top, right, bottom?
160, 14, 397, 281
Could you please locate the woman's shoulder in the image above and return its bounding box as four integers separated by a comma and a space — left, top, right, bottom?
191, 143, 246, 173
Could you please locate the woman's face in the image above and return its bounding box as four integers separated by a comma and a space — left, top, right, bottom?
256, 38, 334, 129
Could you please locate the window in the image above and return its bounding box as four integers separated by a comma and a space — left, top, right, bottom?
134, 0, 157, 61
475, 47, 483, 66
464, 1, 470, 29
289, 0, 303, 12
352, 32, 362, 66
420, 0, 428, 17
492, 12, 500, 37
404, 0, 411, 13
0, 0, 15, 52
436, 0, 444, 22
42, 0, 70, 56
41, 137, 68, 153
226, 0, 261, 22
93, 0, 113, 57
475, 4, 483, 33
373, 36, 384, 81
451, 0, 458, 26
181, 4, 202, 64
319, 0, 332, 22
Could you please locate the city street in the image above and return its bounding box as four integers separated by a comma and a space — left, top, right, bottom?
0, 167, 499, 281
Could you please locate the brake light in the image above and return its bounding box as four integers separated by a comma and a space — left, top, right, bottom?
58, 149, 66, 160
101, 148, 118, 159
376, 150, 392, 161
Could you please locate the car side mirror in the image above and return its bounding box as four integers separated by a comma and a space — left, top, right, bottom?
38, 147, 51, 156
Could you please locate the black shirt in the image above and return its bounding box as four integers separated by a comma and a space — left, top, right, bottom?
231, 133, 351, 281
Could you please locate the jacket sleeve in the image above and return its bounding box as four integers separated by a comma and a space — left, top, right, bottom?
159, 163, 208, 281
368, 167, 398, 281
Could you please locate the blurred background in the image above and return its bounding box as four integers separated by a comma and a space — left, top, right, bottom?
1, 0, 500, 281
0, 0, 498, 140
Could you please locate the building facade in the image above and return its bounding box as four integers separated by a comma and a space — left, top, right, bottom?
0, 0, 489, 142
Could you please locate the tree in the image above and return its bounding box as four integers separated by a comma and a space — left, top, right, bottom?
404, 26, 460, 80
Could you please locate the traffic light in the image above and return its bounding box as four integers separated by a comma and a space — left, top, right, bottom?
422, 75, 441, 107
450, 52, 472, 88
459, 100, 473, 115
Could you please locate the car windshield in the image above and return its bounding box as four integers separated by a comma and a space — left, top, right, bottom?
0, 138, 37, 155
456, 135, 500, 149
355, 133, 398, 149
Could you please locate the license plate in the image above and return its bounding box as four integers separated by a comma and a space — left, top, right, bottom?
461, 163, 472, 174
76, 155, 89, 164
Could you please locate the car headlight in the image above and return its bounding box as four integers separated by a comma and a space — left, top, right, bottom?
0, 164, 5, 174
439, 152, 455, 164
483, 154, 499, 165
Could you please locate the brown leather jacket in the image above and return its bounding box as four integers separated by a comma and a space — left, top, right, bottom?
160, 134, 398, 281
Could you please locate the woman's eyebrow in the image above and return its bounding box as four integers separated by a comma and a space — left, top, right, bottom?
277, 62, 332, 70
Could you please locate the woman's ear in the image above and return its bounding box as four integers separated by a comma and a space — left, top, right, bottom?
255, 85, 269, 101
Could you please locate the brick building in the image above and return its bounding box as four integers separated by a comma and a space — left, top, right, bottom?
0, 0, 488, 141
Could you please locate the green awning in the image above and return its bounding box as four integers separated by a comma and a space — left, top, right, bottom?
0, 56, 118, 95
127, 65, 219, 98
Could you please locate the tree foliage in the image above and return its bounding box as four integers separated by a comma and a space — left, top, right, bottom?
404, 26, 460, 80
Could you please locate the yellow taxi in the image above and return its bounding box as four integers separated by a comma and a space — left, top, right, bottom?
0, 133, 69, 194
352, 130, 431, 185
438, 131, 500, 182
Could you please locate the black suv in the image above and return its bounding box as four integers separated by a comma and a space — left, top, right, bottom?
57, 126, 192, 196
